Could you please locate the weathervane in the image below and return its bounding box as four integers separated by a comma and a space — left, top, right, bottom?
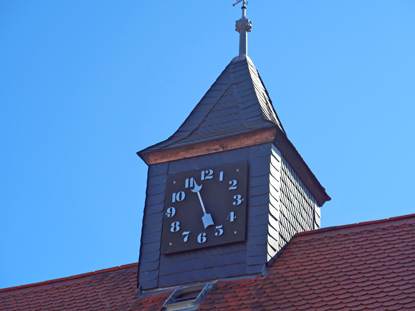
232, 0, 245, 7
234, 0, 252, 57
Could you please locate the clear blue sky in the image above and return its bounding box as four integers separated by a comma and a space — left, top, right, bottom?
1, 0, 414, 289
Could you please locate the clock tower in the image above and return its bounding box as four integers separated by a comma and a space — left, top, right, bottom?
137, 2, 330, 294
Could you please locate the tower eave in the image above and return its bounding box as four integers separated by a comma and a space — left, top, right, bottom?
138, 124, 331, 207
137, 126, 277, 165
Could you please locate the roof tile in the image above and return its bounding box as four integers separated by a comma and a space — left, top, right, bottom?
2, 215, 415, 310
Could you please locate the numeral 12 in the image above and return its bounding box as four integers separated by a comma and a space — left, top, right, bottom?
201, 169, 213, 180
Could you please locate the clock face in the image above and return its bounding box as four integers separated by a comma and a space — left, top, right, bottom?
161, 161, 248, 254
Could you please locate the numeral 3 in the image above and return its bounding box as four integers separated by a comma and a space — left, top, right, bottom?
233, 194, 243, 205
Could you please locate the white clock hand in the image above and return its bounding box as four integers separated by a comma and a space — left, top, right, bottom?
191, 182, 215, 229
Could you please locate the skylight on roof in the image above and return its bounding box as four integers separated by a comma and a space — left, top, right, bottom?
163, 283, 212, 311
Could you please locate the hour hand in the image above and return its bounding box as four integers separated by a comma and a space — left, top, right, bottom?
191, 183, 202, 193
191, 182, 214, 229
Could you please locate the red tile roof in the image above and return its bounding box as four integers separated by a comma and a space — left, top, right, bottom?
199, 214, 415, 310
0, 263, 170, 311
2, 214, 415, 310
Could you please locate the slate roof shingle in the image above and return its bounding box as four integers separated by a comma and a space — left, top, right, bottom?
2, 213, 415, 310
139, 56, 283, 155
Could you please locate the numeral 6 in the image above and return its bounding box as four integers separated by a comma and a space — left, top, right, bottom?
197, 232, 207, 244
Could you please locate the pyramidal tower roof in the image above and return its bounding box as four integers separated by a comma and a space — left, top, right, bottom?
139, 2, 330, 206
140, 55, 284, 153
140, 2, 283, 157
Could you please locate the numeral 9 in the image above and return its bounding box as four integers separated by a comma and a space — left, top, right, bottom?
166, 207, 176, 218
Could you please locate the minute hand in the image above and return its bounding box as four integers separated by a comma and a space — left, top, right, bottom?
196, 191, 207, 214
191, 182, 215, 229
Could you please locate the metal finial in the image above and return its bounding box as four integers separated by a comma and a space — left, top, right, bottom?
234, 0, 252, 58
242, 0, 247, 18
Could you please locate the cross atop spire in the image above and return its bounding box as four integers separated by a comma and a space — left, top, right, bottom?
235, 0, 252, 58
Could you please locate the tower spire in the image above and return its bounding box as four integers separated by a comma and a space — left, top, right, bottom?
235, 0, 252, 58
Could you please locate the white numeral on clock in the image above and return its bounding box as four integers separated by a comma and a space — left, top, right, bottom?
215, 225, 224, 236
182, 231, 190, 242
233, 194, 243, 205
229, 180, 238, 190
201, 169, 213, 180
170, 221, 180, 232
227, 212, 236, 222
185, 177, 195, 189
197, 232, 207, 244
166, 207, 176, 218
172, 191, 185, 203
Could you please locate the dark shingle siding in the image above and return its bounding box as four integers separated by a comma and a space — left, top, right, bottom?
139, 145, 280, 290
139, 143, 323, 290
278, 146, 319, 248
137, 163, 168, 290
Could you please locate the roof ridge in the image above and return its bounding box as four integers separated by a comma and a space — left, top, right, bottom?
296, 213, 415, 237
245, 56, 283, 130
0, 262, 138, 293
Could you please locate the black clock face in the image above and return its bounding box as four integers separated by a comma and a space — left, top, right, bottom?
161, 161, 248, 254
